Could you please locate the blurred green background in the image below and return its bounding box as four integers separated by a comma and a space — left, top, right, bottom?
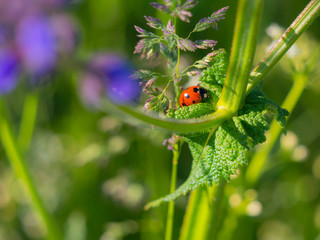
1, 0, 320, 239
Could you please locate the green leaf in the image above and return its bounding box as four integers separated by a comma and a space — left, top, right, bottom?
198, 49, 228, 104
146, 89, 288, 209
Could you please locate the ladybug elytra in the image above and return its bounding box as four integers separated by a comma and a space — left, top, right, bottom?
179, 86, 207, 107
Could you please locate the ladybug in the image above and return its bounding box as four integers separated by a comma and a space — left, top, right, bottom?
179, 86, 207, 107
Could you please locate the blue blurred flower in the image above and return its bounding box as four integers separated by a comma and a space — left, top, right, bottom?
16, 15, 57, 78
0, 0, 78, 94
0, 0, 68, 24
0, 49, 19, 95
80, 72, 104, 107
82, 54, 140, 105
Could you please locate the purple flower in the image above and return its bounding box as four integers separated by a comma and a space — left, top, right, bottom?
163, 134, 182, 151
166, 20, 175, 33
80, 72, 104, 106
86, 54, 140, 104
195, 40, 217, 50
134, 26, 146, 35
144, 16, 164, 30
15, 15, 57, 78
0, 49, 19, 95
177, 10, 192, 23
150, 2, 171, 14
0, 27, 7, 46
51, 14, 77, 54
134, 39, 145, 54
178, 39, 197, 51
0, 0, 31, 24
182, 0, 198, 10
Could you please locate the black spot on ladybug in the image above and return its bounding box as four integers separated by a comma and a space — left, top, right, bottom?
182, 103, 187, 106
184, 93, 190, 98
193, 87, 199, 92
192, 101, 195, 103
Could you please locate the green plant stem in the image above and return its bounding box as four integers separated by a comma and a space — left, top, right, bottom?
179, 0, 263, 238
102, 100, 234, 133
165, 141, 181, 240
246, 0, 320, 95
245, 73, 308, 185
165, 11, 182, 237
18, 92, 39, 152
207, 180, 226, 240
216, 0, 263, 113
174, 8, 181, 106
174, 47, 181, 106
179, 185, 216, 240
0, 101, 61, 240
179, 181, 226, 240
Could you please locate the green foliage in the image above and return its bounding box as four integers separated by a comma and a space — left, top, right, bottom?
167, 103, 215, 120
146, 51, 289, 208
199, 49, 228, 103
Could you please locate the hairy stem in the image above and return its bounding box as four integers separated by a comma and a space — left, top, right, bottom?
245, 73, 308, 185
246, 0, 320, 95
102, 100, 234, 133
207, 180, 226, 240
18, 92, 39, 152
165, 140, 181, 240
0, 101, 61, 240
216, 0, 263, 113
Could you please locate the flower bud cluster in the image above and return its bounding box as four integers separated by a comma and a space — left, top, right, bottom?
163, 134, 182, 151
133, 1, 229, 116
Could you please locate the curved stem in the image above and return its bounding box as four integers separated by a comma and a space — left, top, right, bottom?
246, 0, 320, 95
165, 140, 181, 240
102, 100, 234, 133
0, 101, 61, 240
245, 73, 308, 186
18, 92, 39, 152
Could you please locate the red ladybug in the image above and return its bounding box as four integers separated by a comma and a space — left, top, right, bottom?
179, 86, 207, 107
